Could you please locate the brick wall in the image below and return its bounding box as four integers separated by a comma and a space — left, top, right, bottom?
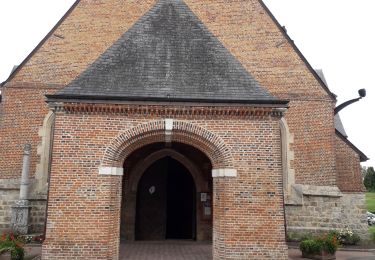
335, 135, 365, 192
4, 0, 337, 187
0, 84, 60, 179
41, 104, 288, 259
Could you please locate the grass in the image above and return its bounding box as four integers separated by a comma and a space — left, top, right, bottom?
366, 193, 375, 242
370, 226, 375, 242
366, 192, 375, 213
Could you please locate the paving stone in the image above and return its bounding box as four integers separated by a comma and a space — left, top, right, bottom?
120, 241, 212, 260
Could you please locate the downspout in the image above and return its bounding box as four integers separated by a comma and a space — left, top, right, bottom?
334, 89, 366, 115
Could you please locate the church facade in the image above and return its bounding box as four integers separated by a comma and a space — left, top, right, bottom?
0, 0, 368, 259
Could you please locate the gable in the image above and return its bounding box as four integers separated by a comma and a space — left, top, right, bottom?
4, 0, 335, 102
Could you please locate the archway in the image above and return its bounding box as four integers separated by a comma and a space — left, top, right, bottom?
100, 120, 234, 169
121, 142, 213, 242
135, 156, 196, 240
100, 120, 237, 258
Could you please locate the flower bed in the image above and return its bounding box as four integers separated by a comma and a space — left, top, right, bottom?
0, 233, 25, 260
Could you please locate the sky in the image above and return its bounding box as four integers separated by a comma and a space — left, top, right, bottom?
0, 0, 373, 167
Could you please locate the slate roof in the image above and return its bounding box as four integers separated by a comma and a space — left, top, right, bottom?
51, 0, 284, 104
315, 69, 328, 86
315, 70, 347, 136
334, 114, 348, 138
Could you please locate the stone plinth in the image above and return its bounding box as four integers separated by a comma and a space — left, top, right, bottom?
11, 200, 31, 235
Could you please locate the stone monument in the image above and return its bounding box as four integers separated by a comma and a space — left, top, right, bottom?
11, 144, 31, 234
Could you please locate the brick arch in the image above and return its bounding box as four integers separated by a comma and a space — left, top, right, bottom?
101, 120, 233, 169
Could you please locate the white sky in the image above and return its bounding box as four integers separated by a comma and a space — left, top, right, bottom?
0, 0, 373, 167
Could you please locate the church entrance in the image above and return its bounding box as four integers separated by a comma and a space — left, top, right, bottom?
120, 143, 213, 242
135, 157, 196, 240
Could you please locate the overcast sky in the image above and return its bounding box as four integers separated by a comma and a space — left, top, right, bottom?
0, 0, 373, 167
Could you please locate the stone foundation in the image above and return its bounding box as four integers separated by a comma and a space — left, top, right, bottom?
286, 184, 369, 240
0, 179, 47, 234
0, 179, 20, 231
29, 196, 47, 233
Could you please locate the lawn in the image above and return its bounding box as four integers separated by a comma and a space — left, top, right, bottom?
366, 192, 375, 213
370, 226, 375, 242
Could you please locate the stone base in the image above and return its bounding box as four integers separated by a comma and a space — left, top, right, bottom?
0, 179, 20, 231
11, 200, 31, 235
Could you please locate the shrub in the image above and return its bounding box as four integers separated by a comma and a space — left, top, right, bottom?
0, 233, 25, 260
299, 233, 339, 255
299, 239, 321, 254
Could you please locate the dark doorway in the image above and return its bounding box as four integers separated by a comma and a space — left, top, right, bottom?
135, 157, 196, 240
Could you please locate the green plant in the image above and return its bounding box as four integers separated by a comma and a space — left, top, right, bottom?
299, 233, 339, 255
0, 233, 25, 260
300, 239, 321, 254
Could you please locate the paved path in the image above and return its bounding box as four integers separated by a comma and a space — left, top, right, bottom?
121, 241, 375, 260
120, 241, 212, 260
21, 242, 375, 259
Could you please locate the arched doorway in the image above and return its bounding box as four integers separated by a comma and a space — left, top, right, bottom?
120, 142, 213, 242
135, 156, 196, 240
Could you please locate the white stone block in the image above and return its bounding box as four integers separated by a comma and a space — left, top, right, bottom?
99, 167, 123, 176
212, 168, 237, 178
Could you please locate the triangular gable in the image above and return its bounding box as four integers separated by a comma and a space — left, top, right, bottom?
1, 0, 336, 103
